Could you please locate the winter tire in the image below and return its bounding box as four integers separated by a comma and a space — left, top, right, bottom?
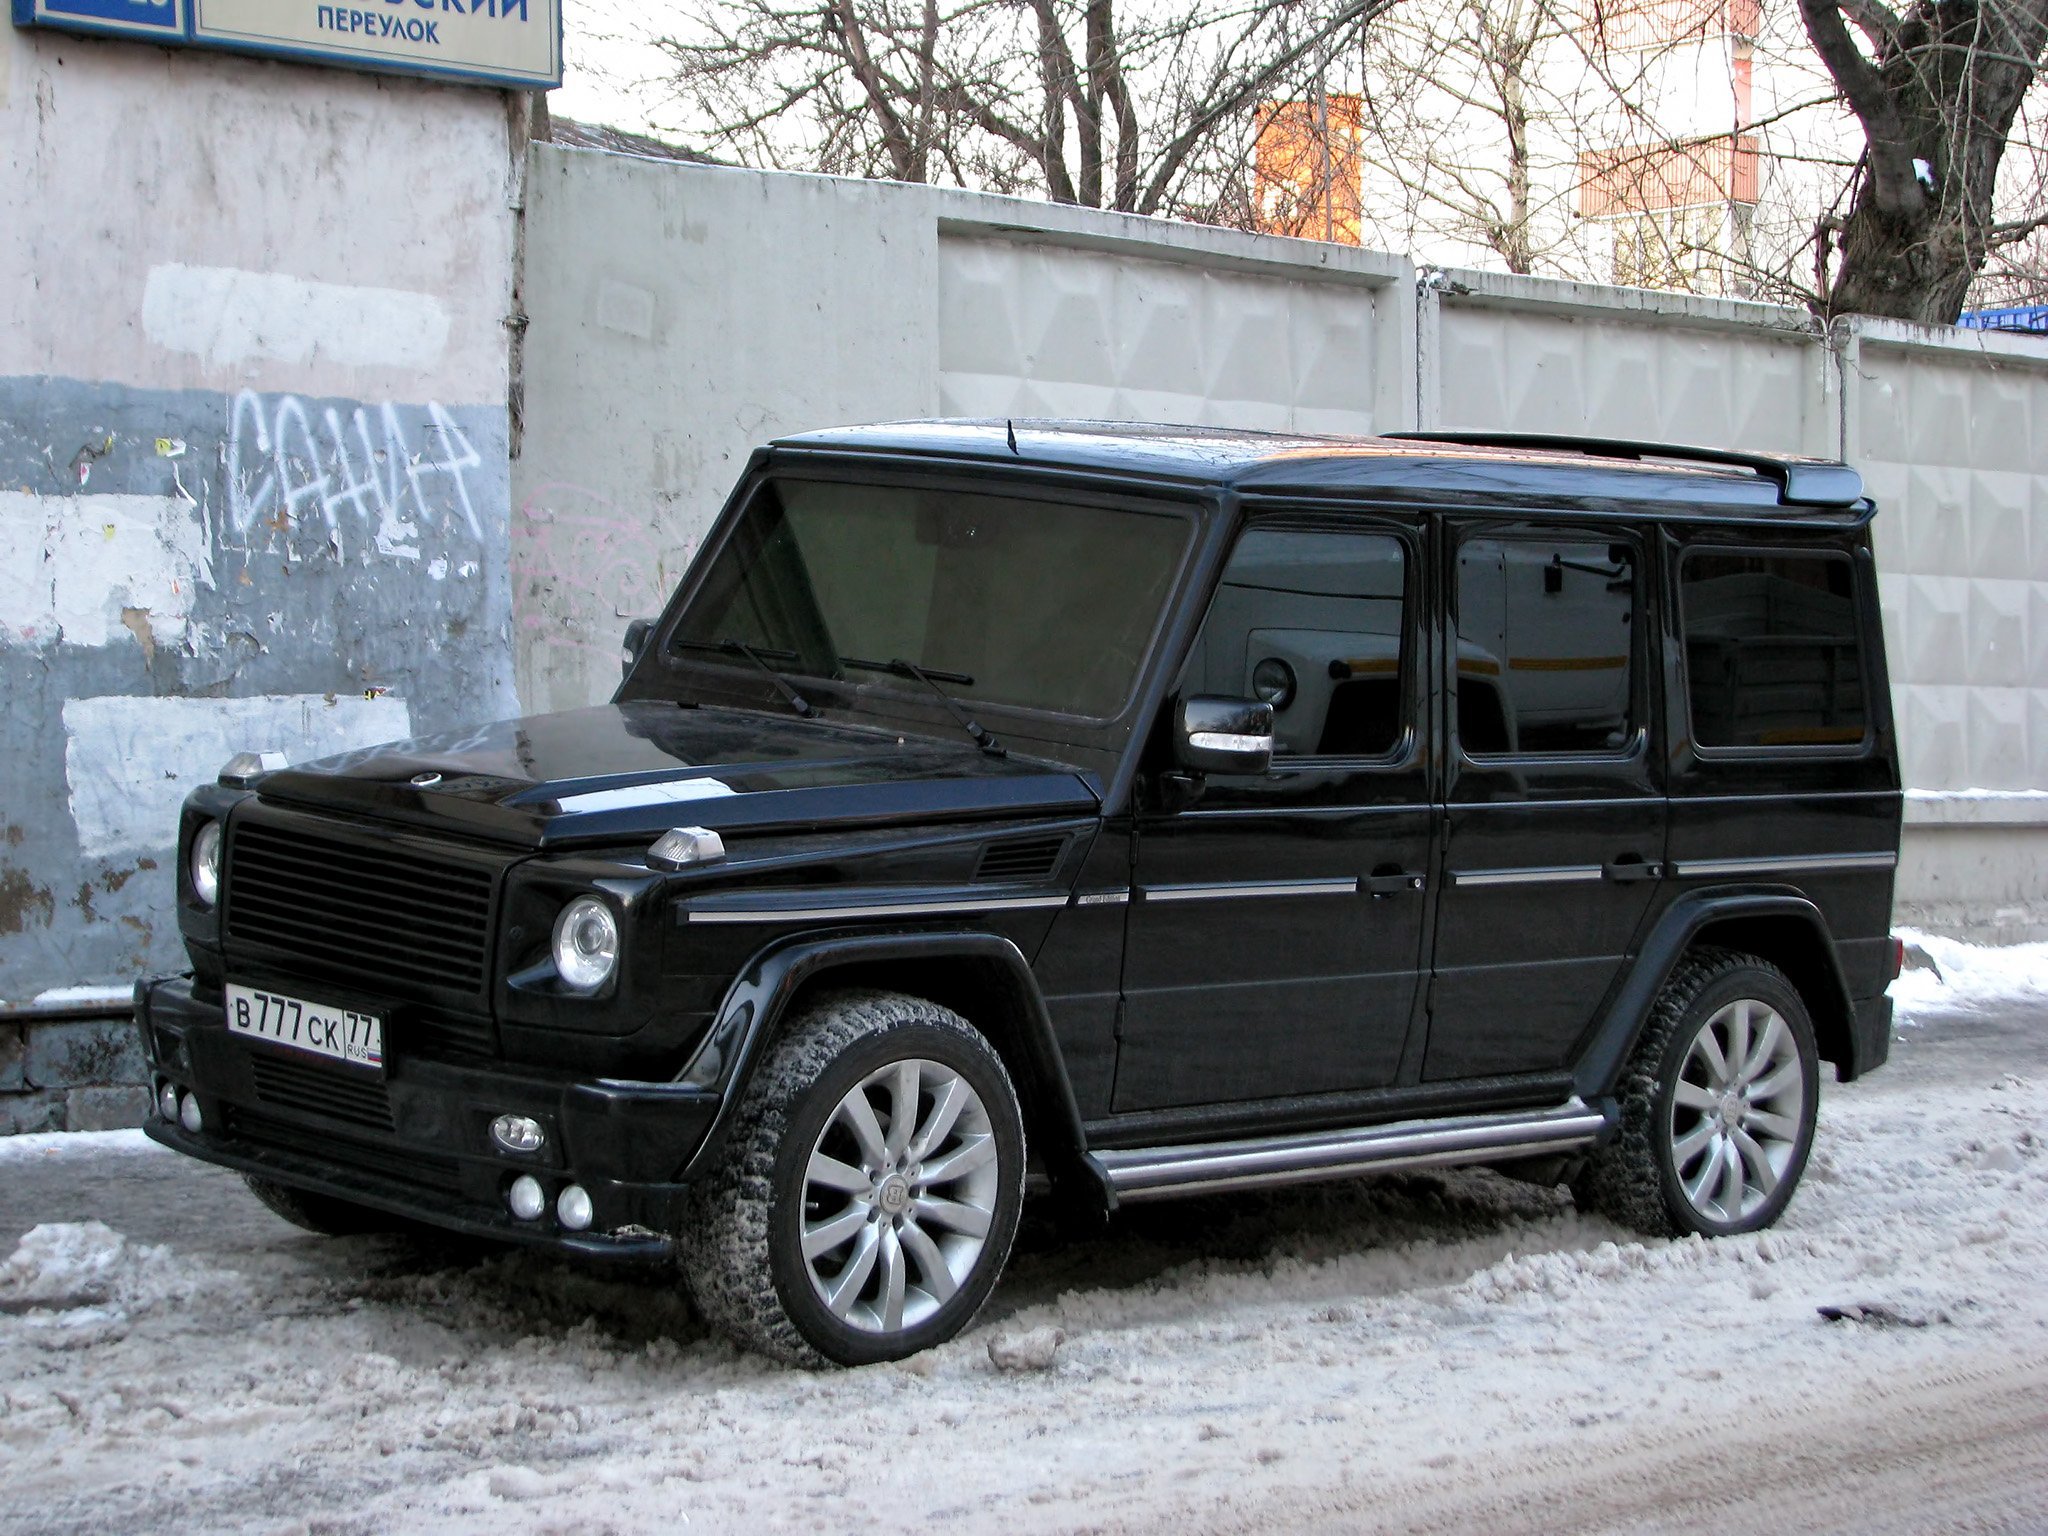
1573, 948, 1820, 1239
241, 1174, 395, 1237
680, 990, 1026, 1366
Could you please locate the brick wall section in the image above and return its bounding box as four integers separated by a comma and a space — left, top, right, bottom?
1, 1016, 150, 1134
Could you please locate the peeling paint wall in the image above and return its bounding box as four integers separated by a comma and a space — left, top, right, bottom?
0, 24, 518, 1004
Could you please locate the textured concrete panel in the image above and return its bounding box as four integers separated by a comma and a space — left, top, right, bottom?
513, 151, 939, 716
64, 1085, 149, 1132
937, 236, 1385, 435
1435, 301, 1829, 454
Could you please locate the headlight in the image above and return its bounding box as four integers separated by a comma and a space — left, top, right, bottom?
1252, 657, 1296, 710
551, 896, 619, 992
189, 821, 223, 908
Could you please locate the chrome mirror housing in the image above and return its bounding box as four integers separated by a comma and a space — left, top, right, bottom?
1175, 696, 1275, 776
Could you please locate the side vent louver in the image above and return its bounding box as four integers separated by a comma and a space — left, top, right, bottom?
974, 835, 1067, 884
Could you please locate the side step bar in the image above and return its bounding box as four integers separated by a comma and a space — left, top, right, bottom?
1094, 1097, 1612, 1202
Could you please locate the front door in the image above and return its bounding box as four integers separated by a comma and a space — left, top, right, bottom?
1113, 517, 1435, 1113
1424, 520, 1668, 1081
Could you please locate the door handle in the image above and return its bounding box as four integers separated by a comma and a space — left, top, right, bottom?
1365, 869, 1425, 897
1604, 857, 1662, 883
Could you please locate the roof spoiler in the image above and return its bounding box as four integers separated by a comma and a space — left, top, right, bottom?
1384, 431, 1865, 509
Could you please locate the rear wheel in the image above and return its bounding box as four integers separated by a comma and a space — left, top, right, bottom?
680, 990, 1026, 1366
1574, 949, 1820, 1239
241, 1174, 395, 1237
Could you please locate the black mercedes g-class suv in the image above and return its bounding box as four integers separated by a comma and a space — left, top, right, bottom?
139, 421, 1902, 1365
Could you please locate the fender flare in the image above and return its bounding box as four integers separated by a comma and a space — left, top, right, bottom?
1573, 888, 1859, 1099
674, 928, 1108, 1203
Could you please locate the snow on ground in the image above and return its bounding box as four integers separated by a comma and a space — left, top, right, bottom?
2, 948, 2046, 1534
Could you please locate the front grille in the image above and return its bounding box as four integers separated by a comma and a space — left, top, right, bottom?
974, 834, 1067, 883
226, 822, 495, 995
227, 1107, 462, 1194
249, 1052, 395, 1133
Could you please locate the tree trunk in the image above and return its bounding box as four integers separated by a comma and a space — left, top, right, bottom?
1801, 0, 2048, 323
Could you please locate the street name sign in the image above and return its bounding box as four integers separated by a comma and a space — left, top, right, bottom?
12, 0, 563, 89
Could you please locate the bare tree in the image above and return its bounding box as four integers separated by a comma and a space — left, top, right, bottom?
650, 0, 1398, 220
1800, 0, 2048, 321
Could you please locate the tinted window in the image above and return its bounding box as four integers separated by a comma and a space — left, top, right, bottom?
1456, 535, 1636, 756
674, 480, 1191, 718
1682, 551, 1867, 748
1182, 528, 1407, 758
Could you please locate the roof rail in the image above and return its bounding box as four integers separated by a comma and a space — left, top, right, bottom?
1383, 431, 1865, 509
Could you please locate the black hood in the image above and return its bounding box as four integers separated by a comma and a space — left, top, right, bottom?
248, 702, 1100, 849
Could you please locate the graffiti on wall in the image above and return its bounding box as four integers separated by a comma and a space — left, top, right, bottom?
226, 389, 487, 563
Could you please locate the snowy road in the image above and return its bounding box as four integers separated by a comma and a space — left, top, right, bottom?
3, 935, 2045, 1535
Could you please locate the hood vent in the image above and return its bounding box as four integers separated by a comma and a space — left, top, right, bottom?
974, 834, 1067, 884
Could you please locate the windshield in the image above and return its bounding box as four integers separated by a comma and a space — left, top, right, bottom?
671, 479, 1193, 719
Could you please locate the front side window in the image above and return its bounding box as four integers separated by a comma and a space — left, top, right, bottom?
1456, 534, 1638, 756
1681, 550, 1867, 749
673, 479, 1192, 719
1181, 527, 1409, 759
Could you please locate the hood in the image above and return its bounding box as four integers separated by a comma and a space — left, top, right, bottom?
248, 702, 1100, 849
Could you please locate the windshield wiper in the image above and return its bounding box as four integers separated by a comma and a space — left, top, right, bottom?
845, 655, 1004, 757
678, 637, 816, 718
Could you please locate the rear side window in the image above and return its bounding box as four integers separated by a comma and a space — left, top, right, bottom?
1680, 550, 1867, 749
1455, 535, 1638, 756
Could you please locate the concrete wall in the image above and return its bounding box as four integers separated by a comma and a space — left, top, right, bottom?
512, 152, 1418, 711
0, 24, 520, 1116
513, 153, 2048, 931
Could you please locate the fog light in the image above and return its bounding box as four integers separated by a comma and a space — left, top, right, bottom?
178, 1092, 203, 1134
508, 1174, 546, 1221
556, 1184, 594, 1231
158, 1083, 179, 1122
490, 1114, 545, 1154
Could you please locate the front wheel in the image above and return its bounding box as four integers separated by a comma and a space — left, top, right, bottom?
680, 991, 1026, 1366
1574, 949, 1820, 1239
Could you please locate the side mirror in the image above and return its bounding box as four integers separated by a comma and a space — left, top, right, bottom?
1175, 696, 1275, 776
621, 617, 655, 679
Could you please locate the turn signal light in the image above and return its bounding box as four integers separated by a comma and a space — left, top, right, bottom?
490, 1114, 545, 1154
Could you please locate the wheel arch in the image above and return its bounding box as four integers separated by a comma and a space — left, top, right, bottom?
1576, 890, 1860, 1099
677, 929, 1105, 1204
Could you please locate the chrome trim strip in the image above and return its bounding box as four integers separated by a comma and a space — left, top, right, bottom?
1449, 865, 1605, 888
685, 894, 1071, 924
1098, 1097, 1607, 1201
1141, 877, 1360, 903
1672, 851, 1898, 878
1072, 889, 1131, 907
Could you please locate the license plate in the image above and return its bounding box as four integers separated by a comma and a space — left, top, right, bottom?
225, 983, 384, 1070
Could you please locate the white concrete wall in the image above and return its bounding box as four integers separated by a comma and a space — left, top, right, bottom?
1842, 320, 2048, 930
512, 154, 1416, 713
0, 24, 519, 1001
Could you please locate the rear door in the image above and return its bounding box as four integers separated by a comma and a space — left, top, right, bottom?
1424, 519, 1668, 1081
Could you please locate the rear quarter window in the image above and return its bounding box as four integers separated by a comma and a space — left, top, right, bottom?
1680, 549, 1868, 750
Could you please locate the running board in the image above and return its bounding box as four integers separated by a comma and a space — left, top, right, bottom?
1094, 1097, 1612, 1202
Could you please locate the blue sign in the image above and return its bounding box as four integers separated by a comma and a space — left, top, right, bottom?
15, 0, 185, 37
12, 0, 561, 89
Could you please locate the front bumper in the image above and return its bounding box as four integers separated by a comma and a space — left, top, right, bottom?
138, 975, 725, 1262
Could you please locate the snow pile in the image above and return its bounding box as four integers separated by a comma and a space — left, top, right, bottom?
1892, 926, 2048, 1019
0, 1221, 238, 1331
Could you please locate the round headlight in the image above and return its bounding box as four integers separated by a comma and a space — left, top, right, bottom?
190, 823, 224, 909
551, 896, 619, 992
189, 821, 222, 908
1252, 657, 1297, 710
